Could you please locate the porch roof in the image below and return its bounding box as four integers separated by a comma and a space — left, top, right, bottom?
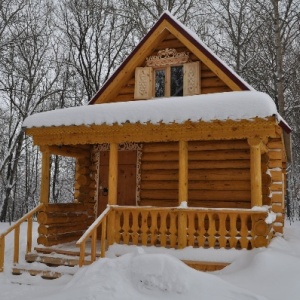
23, 91, 287, 131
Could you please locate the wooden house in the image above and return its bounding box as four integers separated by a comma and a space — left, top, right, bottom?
0, 12, 291, 277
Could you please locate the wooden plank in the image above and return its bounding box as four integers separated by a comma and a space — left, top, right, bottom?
268, 151, 282, 160
183, 260, 229, 272
270, 170, 283, 182
27, 218, 33, 254
188, 140, 249, 150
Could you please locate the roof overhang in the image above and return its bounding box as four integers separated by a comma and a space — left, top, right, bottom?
25, 117, 279, 146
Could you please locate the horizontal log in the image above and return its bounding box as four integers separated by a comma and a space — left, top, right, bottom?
267, 139, 283, 149
47, 145, 90, 158
201, 86, 231, 94
141, 169, 250, 181
188, 140, 249, 151
38, 211, 88, 225
142, 150, 250, 162
114, 94, 134, 102
75, 174, 92, 186
141, 180, 251, 191
201, 77, 226, 88
271, 193, 283, 203
156, 39, 185, 50
270, 183, 283, 191
38, 222, 90, 235
268, 160, 282, 168
270, 170, 282, 182
138, 199, 251, 209
37, 231, 84, 246
268, 151, 282, 160
141, 160, 250, 170
142, 142, 178, 153
139, 199, 178, 207
41, 203, 94, 213
188, 200, 251, 209
140, 189, 250, 201
118, 86, 134, 95
201, 70, 216, 78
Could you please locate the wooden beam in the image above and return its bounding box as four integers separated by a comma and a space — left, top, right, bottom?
248, 138, 262, 207
108, 143, 118, 205
40, 148, 50, 205
179, 140, 188, 205
47, 145, 90, 158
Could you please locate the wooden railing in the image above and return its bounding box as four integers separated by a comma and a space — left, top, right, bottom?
0, 203, 44, 272
76, 206, 111, 267
76, 205, 273, 267
111, 206, 273, 250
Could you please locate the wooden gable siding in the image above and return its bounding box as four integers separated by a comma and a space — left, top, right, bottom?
139, 140, 262, 209
107, 33, 231, 104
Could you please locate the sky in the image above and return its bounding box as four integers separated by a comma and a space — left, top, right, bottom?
0, 220, 300, 300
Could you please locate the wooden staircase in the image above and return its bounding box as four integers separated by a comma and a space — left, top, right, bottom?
11, 245, 229, 280
11, 246, 92, 279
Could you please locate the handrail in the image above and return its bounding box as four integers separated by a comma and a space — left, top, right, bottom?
0, 203, 45, 272
76, 206, 111, 267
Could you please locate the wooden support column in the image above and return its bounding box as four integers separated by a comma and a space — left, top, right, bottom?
248, 138, 263, 207
179, 140, 188, 205
108, 143, 118, 246
108, 143, 118, 205
40, 147, 50, 205
178, 140, 188, 249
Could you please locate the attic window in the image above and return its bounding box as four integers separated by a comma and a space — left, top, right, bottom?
134, 48, 200, 100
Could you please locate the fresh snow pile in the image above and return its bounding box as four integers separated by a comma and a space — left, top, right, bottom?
22, 91, 280, 129
1, 221, 300, 300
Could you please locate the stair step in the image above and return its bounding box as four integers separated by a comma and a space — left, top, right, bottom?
182, 260, 229, 272
34, 246, 101, 257
25, 253, 88, 267
12, 263, 78, 279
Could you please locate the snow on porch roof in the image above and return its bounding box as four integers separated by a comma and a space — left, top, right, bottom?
23, 91, 287, 130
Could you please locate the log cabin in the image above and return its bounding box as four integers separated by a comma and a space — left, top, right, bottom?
0, 12, 291, 277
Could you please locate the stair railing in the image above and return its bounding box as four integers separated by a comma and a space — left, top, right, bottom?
76, 206, 111, 267
0, 203, 45, 272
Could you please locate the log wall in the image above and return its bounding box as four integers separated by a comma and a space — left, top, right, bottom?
37, 145, 97, 246
267, 138, 285, 234
140, 140, 261, 209
114, 33, 231, 103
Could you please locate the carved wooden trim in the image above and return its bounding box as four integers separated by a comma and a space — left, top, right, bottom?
146, 48, 189, 67
27, 118, 279, 146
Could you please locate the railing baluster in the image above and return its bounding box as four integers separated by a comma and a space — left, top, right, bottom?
13, 225, 20, 264
91, 230, 97, 262
27, 217, 33, 254
101, 216, 107, 258
0, 236, 4, 272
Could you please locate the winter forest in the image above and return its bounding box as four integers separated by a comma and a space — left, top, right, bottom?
0, 0, 299, 223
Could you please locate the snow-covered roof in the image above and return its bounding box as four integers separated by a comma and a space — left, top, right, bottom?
23, 91, 281, 129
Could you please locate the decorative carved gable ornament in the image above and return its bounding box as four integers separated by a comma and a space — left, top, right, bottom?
146, 48, 190, 67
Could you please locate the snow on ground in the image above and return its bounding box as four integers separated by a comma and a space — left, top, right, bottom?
1, 221, 300, 300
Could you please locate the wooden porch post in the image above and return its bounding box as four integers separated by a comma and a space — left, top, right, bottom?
107, 143, 118, 245
179, 140, 188, 205
40, 147, 50, 205
108, 143, 118, 205
248, 138, 262, 207
178, 140, 188, 249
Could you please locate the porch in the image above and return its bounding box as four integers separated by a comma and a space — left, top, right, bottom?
0, 203, 273, 277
